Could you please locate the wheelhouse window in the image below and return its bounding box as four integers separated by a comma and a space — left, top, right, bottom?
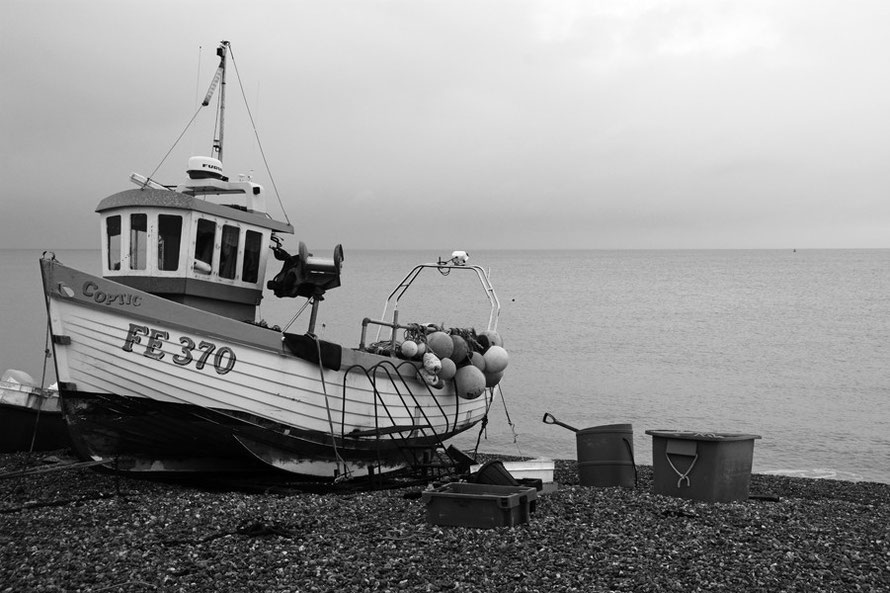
219, 225, 240, 279
158, 215, 183, 271
106, 215, 121, 271
242, 230, 262, 283
129, 213, 147, 270
194, 219, 216, 272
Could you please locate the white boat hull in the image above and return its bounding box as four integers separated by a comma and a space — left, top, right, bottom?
40, 257, 489, 479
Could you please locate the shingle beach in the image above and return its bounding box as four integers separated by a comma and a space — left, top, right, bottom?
1, 451, 887, 592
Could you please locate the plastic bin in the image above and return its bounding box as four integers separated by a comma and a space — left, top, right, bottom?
468, 460, 519, 486
577, 423, 636, 487
469, 459, 555, 484
646, 430, 761, 503
422, 483, 538, 528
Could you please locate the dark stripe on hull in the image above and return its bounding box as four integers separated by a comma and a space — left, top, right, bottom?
0, 402, 70, 453
60, 390, 463, 478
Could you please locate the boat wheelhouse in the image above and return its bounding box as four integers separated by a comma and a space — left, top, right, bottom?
99, 156, 292, 320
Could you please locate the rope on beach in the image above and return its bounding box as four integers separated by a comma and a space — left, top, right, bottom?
313, 336, 351, 482
471, 388, 500, 456
14, 317, 57, 501
497, 384, 523, 457
27, 320, 53, 455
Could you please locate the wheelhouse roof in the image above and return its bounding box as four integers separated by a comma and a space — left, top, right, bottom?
96, 188, 294, 234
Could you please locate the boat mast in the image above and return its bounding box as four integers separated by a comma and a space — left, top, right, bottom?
201, 40, 229, 163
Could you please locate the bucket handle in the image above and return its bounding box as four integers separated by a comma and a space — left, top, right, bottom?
666, 452, 699, 488
542, 412, 579, 433
624, 436, 638, 488
665, 438, 698, 488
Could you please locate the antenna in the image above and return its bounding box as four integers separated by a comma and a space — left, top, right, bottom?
194, 45, 202, 109
201, 41, 230, 162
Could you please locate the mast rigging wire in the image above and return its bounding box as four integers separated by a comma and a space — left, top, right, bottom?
228, 45, 291, 226
146, 107, 204, 183
141, 42, 293, 228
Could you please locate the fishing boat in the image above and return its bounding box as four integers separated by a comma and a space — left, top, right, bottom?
0, 369, 70, 453
39, 41, 508, 480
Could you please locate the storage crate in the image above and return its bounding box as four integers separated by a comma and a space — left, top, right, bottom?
422, 483, 537, 528
646, 430, 761, 503
517, 477, 544, 492
470, 459, 555, 484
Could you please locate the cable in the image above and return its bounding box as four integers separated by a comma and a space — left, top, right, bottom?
313, 335, 350, 481
228, 45, 292, 226
146, 106, 204, 183
498, 384, 523, 457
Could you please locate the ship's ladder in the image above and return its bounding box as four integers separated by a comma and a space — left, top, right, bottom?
340, 360, 479, 481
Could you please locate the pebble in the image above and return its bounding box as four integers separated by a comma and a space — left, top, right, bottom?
1, 452, 888, 592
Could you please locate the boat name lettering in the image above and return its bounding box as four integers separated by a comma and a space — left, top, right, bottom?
82, 282, 142, 306
122, 323, 237, 375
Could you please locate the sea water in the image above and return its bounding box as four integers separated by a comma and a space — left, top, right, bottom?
4, 248, 888, 483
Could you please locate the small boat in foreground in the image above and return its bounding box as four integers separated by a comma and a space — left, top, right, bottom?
39, 41, 509, 480
0, 369, 69, 453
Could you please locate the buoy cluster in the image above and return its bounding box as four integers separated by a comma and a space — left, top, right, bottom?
398, 325, 509, 399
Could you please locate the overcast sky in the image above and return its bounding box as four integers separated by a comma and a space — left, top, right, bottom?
2, 0, 889, 250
